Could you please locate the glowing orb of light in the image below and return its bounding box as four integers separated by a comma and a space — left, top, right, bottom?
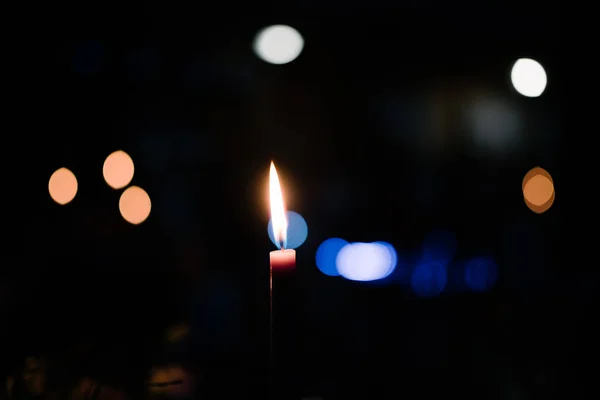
465, 256, 498, 292
253, 25, 304, 65
48, 167, 78, 205
411, 262, 447, 297
119, 186, 151, 225
315, 238, 348, 276
268, 210, 308, 250
522, 166, 555, 214
103, 150, 135, 190
510, 58, 547, 98
336, 242, 396, 282
374, 241, 398, 278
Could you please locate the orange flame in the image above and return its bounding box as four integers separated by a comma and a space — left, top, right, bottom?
269, 162, 288, 249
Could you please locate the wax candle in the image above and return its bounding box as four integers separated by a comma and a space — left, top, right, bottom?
269, 162, 296, 270
270, 248, 296, 271
268, 161, 296, 368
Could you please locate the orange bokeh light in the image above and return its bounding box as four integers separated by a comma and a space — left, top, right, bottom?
119, 186, 151, 225
522, 167, 555, 214
103, 150, 134, 189
48, 168, 78, 205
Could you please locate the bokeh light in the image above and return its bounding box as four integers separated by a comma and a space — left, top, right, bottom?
336, 242, 397, 282
522, 167, 555, 214
374, 241, 398, 278
510, 58, 547, 98
103, 150, 135, 190
422, 229, 457, 265
48, 168, 78, 205
465, 256, 498, 292
411, 262, 447, 297
466, 96, 522, 155
315, 238, 348, 276
119, 186, 151, 225
268, 210, 308, 249
253, 25, 304, 65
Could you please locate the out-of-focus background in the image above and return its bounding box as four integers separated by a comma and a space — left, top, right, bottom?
1, 1, 571, 399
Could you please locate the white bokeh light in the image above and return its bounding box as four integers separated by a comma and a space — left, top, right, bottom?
374, 241, 398, 278
467, 96, 522, 154
510, 58, 547, 98
253, 25, 304, 65
336, 242, 395, 282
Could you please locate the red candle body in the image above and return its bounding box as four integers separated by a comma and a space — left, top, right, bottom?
269, 249, 296, 271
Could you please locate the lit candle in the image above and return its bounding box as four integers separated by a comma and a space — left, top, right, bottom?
268, 162, 297, 379
270, 248, 296, 270
269, 162, 296, 271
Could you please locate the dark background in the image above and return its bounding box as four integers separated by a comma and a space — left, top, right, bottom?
1, 1, 572, 399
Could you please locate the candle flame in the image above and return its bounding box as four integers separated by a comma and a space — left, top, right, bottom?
269, 162, 288, 249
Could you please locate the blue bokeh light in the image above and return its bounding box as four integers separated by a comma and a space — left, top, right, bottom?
411, 262, 448, 297
267, 210, 308, 250
315, 238, 348, 276
422, 229, 457, 264
465, 256, 498, 292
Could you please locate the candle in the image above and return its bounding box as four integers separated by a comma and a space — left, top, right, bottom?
268, 161, 297, 391
270, 248, 296, 271
269, 162, 296, 271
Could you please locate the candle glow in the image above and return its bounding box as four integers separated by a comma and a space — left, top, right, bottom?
269, 162, 288, 249
269, 162, 295, 271
267, 162, 295, 362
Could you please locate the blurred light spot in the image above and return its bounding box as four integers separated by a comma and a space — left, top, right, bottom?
73, 41, 105, 76
336, 242, 396, 282
411, 262, 447, 297
103, 150, 135, 189
119, 186, 151, 225
465, 256, 498, 292
511, 58, 547, 98
522, 167, 555, 214
315, 238, 348, 276
148, 365, 192, 397
374, 241, 398, 278
467, 97, 522, 154
253, 25, 304, 65
422, 229, 457, 264
48, 168, 78, 205
128, 47, 161, 82
268, 210, 308, 249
